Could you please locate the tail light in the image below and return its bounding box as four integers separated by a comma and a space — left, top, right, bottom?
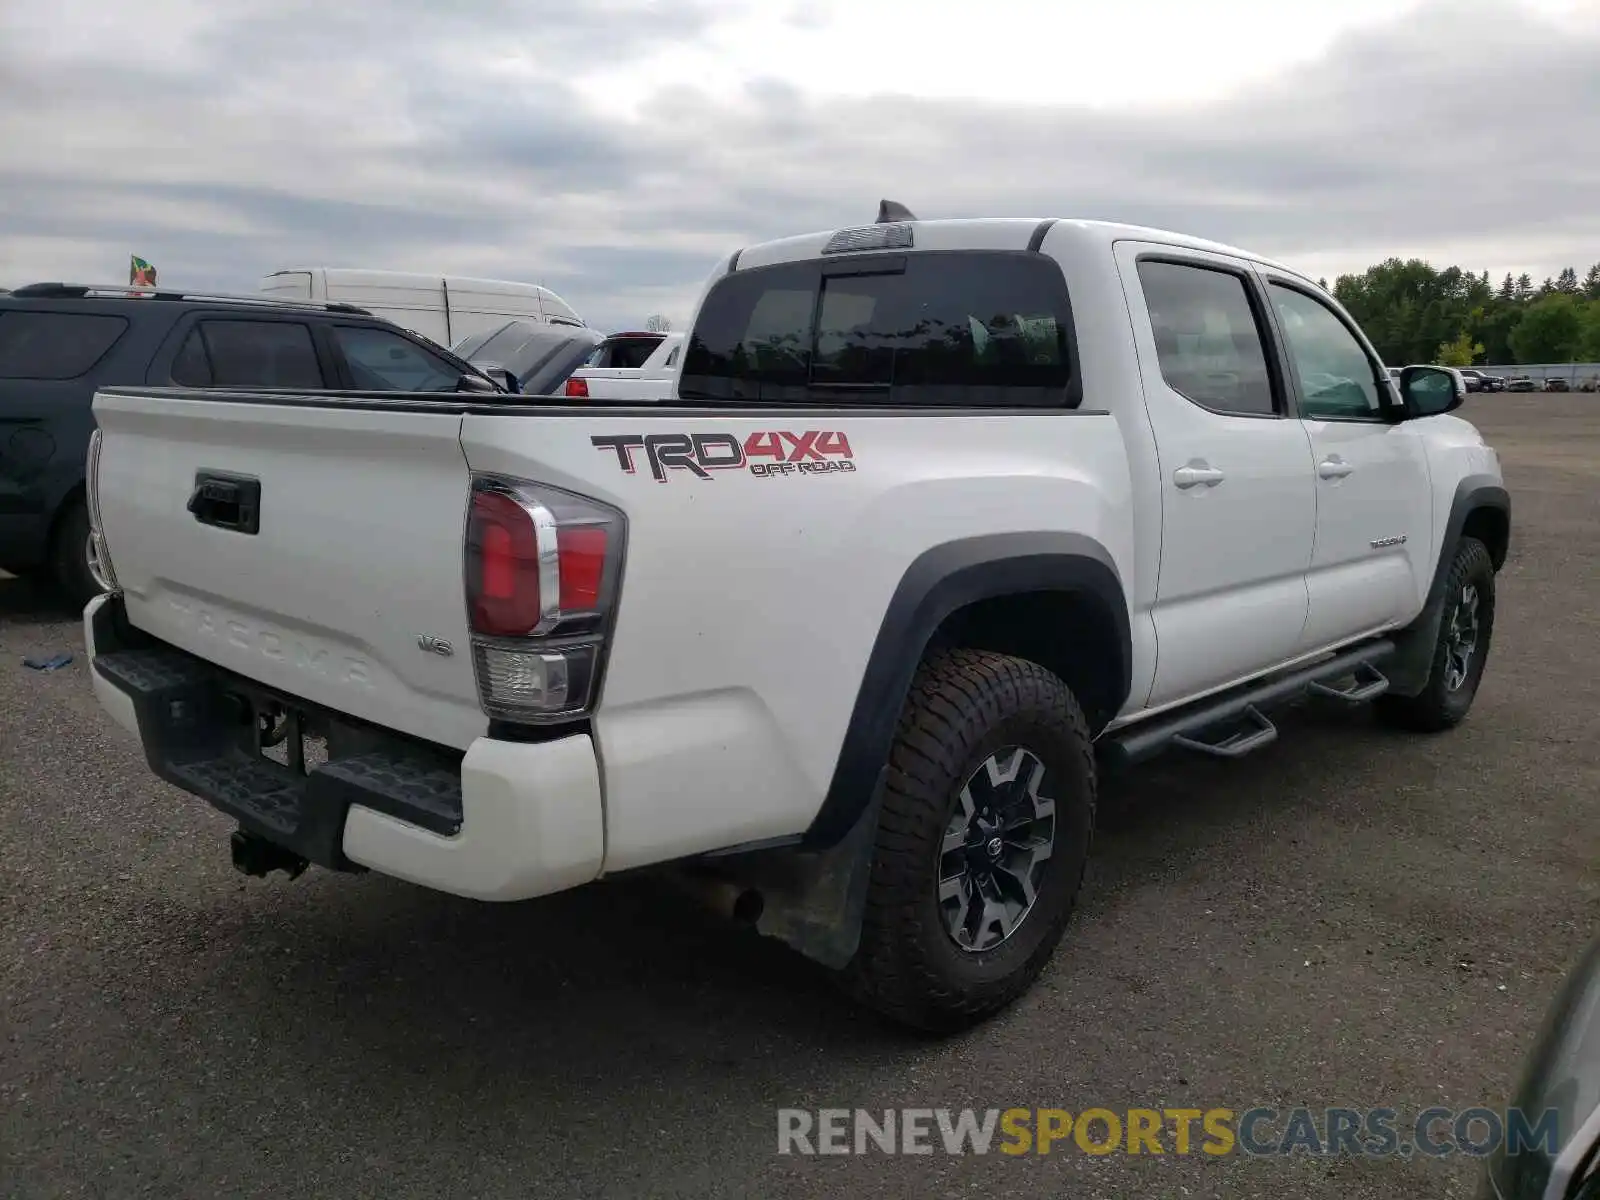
563, 376, 589, 397
84, 427, 119, 594
463, 475, 625, 723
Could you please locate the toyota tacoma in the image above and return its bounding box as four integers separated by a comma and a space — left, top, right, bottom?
82, 205, 1509, 1031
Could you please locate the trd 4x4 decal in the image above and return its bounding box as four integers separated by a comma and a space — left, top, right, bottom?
591, 431, 856, 483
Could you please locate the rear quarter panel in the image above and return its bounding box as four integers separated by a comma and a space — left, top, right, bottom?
461, 408, 1135, 870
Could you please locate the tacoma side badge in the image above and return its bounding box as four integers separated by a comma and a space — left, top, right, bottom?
416, 634, 454, 657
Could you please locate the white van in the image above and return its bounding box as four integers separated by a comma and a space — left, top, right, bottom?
259, 269, 585, 347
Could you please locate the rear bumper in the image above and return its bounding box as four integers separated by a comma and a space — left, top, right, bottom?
84, 593, 604, 901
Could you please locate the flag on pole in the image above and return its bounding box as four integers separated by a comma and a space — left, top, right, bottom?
129, 256, 157, 287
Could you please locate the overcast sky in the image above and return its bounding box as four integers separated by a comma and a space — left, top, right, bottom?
2, 0, 1597, 332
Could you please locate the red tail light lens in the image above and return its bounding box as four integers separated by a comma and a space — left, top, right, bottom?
557, 526, 608, 611
564, 376, 589, 397
466, 490, 544, 637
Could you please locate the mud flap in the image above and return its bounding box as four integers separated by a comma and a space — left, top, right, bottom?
738, 783, 885, 971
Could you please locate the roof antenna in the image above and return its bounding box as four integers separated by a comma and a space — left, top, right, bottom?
876, 199, 917, 224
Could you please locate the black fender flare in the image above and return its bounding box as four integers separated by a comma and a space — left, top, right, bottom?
801, 532, 1132, 848
1386, 475, 1510, 697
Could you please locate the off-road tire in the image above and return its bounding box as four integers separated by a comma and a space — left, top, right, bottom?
842, 649, 1096, 1033
50, 498, 100, 611
1376, 536, 1496, 733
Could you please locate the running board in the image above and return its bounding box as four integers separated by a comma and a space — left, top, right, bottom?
1171, 704, 1277, 759
1102, 639, 1395, 768
1306, 661, 1390, 703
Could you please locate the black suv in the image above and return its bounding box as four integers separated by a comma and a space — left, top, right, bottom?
0, 283, 501, 606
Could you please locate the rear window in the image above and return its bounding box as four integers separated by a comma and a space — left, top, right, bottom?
586, 336, 664, 370
0, 311, 130, 380
679, 251, 1076, 406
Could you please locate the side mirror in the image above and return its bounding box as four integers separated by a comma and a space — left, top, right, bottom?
455, 371, 499, 395
477, 363, 519, 393
1399, 365, 1464, 418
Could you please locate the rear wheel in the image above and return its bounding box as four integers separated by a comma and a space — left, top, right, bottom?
842, 649, 1096, 1033
50, 498, 102, 611
1376, 536, 1496, 732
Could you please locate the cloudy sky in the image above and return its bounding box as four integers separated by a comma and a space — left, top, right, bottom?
2, 0, 1597, 331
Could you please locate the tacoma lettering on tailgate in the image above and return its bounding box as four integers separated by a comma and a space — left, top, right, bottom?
167, 599, 373, 687
590, 432, 855, 483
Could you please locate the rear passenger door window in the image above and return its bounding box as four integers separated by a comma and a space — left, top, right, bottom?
1135, 260, 1278, 416
170, 320, 325, 388
331, 325, 463, 391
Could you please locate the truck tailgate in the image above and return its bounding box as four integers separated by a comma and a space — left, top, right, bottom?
92, 389, 486, 750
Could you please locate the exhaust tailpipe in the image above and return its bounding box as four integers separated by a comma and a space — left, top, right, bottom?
669, 872, 764, 925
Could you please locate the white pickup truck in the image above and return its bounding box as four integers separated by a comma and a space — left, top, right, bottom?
83, 207, 1509, 1032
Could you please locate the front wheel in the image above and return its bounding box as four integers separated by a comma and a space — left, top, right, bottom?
842, 649, 1097, 1033
1376, 536, 1496, 732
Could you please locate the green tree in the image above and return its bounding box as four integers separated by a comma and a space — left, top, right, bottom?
1436, 331, 1483, 366
1498, 274, 1516, 301
1584, 264, 1600, 300
1508, 294, 1586, 363
1516, 274, 1534, 301
1333, 257, 1479, 365
1578, 301, 1600, 360
1478, 305, 1525, 364
1557, 267, 1580, 294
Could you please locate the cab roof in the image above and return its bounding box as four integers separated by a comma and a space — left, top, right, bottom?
731, 216, 1309, 284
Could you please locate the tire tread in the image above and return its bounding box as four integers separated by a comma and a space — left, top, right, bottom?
844, 648, 1096, 1032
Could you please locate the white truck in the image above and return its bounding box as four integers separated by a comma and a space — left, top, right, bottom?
85, 208, 1509, 1032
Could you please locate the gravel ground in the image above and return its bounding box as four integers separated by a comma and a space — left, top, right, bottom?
2, 394, 1597, 1199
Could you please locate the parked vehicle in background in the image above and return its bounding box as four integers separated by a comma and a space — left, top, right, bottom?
1457, 369, 1488, 393
1479, 374, 1506, 393
563, 331, 686, 400
0, 282, 502, 606
260, 269, 585, 348
83, 207, 1510, 1032
451, 319, 606, 395
1478, 933, 1600, 1199
1506, 376, 1539, 392
1544, 378, 1571, 393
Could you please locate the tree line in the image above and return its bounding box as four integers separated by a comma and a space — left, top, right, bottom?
1320, 260, 1600, 367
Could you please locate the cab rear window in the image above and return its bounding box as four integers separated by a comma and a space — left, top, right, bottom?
679, 251, 1077, 407
0, 311, 130, 380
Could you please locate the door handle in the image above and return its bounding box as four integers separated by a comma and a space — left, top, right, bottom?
1173, 463, 1225, 489
1318, 457, 1354, 480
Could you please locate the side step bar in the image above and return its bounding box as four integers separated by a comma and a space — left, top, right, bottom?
1101, 639, 1395, 768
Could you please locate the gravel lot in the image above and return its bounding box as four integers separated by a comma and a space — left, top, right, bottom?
3, 394, 1597, 1199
